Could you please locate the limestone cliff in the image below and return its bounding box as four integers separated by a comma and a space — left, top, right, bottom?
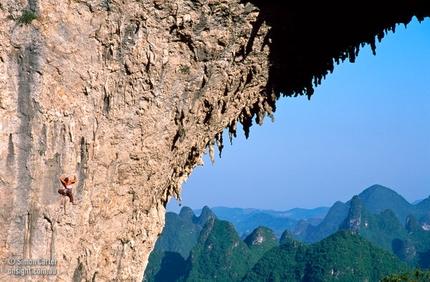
0, 0, 429, 281
1, 1, 271, 281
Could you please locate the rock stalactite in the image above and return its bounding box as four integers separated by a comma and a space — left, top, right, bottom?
0, 0, 429, 281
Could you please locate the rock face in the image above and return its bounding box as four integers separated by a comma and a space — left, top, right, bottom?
0, 0, 271, 281
1, 0, 429, 281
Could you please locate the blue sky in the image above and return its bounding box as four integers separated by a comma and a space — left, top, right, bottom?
168, 17, 430, 213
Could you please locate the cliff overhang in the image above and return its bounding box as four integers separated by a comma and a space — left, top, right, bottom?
0, 0, 429, 281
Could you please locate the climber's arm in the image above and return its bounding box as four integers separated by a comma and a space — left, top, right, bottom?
60, 177, 67, 186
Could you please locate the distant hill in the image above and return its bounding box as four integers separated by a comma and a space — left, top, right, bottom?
146, 225, 410, 281
144, 250, 187, 282
194, 206, 329, 239
412, 199, 425, 205
150, 218, 279, 282
153, 206, 214, 258
358, 184, 430, 225
294, 200, 351, 243
145, 184, 430, 281
234, 213, 297, 239
200, 206, 329, 222
243, 226, 279, 260
243, 230, 409, 282
295, 189, 430, 268
339, 195, 407, 251
181, 218, 273, 281
294, 184, 430, 245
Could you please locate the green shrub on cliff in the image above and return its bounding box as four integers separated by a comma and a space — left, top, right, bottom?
381, 268, 430, 282
18, 10, 37, 24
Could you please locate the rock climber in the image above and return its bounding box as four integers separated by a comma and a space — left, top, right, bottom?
58, 175, 77, 205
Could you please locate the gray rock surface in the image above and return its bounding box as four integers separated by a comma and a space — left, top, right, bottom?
0, 0, 271, 280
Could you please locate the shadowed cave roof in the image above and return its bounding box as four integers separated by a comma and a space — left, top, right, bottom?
233, 0, 430, 138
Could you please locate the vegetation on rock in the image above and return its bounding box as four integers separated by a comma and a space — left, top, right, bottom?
145, 216, 415, 281
18, 10, 37, 24
146, 186, 430, 281
381, 268, 430, 282
243, 230, 409, 282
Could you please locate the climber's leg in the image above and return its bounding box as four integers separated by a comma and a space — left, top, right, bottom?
66, 190, 77, 205
58, 188, 67, 196
58, 189, 76, 204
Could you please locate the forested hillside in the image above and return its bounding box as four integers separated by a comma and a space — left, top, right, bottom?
243, 230, 409, 282
145, 185, 430, 281
145, 222, 410, 281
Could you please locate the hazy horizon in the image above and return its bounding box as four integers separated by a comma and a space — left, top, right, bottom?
170, 183, 428, 214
